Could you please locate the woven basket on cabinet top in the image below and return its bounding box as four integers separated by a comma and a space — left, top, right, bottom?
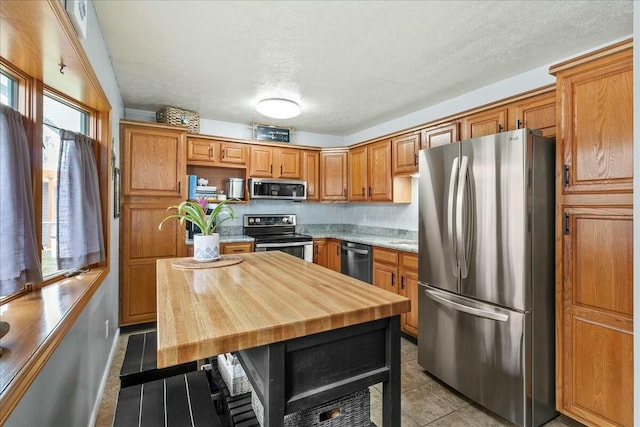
156, 106, 200, 133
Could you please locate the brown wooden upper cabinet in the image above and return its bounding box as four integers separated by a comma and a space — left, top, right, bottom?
320, 149, 348, 201
187, 137, 247, 167
121, 122, 186, 198
511, 91, 556, 138
302, 150, 320, 201
461, 106, 508, 140
421, 122, 459, 149
392, 132, 421, 175
249, 145, 301, 179
554, 48, 633, 194
348, 140, 393, 202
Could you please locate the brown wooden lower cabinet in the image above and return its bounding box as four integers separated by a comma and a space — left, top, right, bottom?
313, 238, 328, 267
186, 241, 254, 257
559, 207, 633, 426
327, 239, 341, 272
373, 247, 418, 338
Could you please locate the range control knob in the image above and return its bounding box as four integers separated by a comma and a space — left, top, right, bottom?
255, 218, 260, 223
248, 218, 254, 224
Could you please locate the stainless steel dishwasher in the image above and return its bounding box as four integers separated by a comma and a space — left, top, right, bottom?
340, 241, 372, 284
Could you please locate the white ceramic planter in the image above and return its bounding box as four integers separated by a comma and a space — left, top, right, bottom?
193, 233, 220, 261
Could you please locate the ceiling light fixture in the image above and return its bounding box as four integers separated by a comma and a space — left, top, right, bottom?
256, 98, 300, 119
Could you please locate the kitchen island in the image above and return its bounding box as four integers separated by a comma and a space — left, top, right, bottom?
156, 251, 410, 427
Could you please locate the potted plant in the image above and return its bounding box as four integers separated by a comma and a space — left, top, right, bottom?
159, 197, 236, 261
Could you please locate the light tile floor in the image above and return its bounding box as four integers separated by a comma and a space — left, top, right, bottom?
96, 331, 582, 427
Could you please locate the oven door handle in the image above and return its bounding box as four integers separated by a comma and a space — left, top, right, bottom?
255, 241, 312, 248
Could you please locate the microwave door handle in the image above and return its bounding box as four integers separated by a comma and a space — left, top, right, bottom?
447, 157, 459, 278
424, 289, 509, 322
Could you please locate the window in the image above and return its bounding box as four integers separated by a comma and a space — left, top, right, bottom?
0, 72, 17, 108
41, 94, 90, 277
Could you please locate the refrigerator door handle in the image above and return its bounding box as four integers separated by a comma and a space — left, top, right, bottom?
424, 288, 509, 322
456, 155, 472, 278
447, 157, 459, 277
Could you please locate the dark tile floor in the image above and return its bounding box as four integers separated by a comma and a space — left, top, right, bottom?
96, 332, 579, 427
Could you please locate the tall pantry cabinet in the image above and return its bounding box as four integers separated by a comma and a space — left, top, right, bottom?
551, 40, 633, 427
120, 120, 187, 325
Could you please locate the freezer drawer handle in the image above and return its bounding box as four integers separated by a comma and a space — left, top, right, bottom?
341, 245, 369, 255
424, 289, 509, 322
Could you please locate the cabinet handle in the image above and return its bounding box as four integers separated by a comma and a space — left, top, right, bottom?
270, 164, 273, 174
401, 275, 405, 289
562, 165, 570, 187
563, 212, 570, 235
361, 187, 365, 196
314, 245, 318, 256
414, 153, 418, 166
336, 245, 339, 255
222, 148, 226, 159
516, 119, 523, 129
209, 147, 213, 158
280, 165, 283, 175
343, 188, 347, 197
498, 124, 504, 132
391, 272, 395, 286
178, 181, 181, 194
368, 187, 372, 197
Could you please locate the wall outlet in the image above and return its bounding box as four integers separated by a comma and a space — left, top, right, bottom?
105, 320, 109, 339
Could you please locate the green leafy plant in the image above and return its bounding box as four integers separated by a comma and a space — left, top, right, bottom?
159, 197, 236, 235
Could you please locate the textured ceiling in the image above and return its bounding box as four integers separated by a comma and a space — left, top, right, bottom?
94, 1, 633, 136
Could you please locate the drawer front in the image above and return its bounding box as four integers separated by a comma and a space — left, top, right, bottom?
400, 252, 418, 270
221, 242, 254, 254
373, 247, 398, 265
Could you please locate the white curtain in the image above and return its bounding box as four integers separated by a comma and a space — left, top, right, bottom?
56, 130, 105, 270
0, 105, 43, 296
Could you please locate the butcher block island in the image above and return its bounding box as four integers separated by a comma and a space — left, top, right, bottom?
156, 251, 410, 426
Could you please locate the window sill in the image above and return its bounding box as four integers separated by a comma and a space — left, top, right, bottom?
0, 266, 108, 424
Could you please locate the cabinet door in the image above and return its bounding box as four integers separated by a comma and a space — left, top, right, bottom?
320, 151, 348, 201
122, 125, 185, 197
275, 147, 301, 179
373, 262, 398, 294
327, 239, 341, 272
221, 242, 253, 254
249, 145, 273, 177
348, 146, 368, 201
220, 141, 247, 166
461, 107, 508, 140
368, 139, 392, 202
121, 261, 158, 325
313, 239, 328, 267
392, 133, 420, 175
421, 122, 459, 149
187, 138, 215, 162
401, 268, 419, 338
511, 92, 556, 138
558, 52, 633, 194
302, 150, 320, 201
560, 207, 633, 427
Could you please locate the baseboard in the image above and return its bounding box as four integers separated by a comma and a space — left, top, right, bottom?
88, 328, 120, 427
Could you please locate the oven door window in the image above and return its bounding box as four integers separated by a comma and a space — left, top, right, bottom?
257, 245, 304, 260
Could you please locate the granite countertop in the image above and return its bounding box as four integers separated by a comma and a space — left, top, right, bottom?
306, 231, 418, 253
185, 235, 255, 245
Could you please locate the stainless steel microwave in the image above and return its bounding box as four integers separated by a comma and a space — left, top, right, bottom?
249, 178, 307, 201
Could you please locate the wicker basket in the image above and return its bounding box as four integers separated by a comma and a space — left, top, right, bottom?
252, 387, 370, 427
217, 353, 251, 396
156, 106, 200, 133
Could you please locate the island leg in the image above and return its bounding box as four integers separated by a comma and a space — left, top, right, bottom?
382, 315, 401, 427
263, 343, 285, 427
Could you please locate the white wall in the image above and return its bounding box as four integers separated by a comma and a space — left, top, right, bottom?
5, 1, 124, 426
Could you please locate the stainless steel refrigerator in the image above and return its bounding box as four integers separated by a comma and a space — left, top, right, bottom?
417, 128, 557, 427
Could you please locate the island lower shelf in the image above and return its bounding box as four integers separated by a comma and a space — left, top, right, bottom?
238, 317, 398, 418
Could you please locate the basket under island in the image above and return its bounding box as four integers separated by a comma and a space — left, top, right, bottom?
156, 251, 410, 427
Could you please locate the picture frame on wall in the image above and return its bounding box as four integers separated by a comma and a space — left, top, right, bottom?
65, 0, 88, 40
113, 168, 120, 219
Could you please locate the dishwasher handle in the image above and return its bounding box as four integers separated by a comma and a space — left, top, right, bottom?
341, 245, 369, 255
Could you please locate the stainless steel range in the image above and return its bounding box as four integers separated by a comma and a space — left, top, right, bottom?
243, 214, 313, 262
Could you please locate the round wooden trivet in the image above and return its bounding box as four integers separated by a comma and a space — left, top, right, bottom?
171, 255, 243, 269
